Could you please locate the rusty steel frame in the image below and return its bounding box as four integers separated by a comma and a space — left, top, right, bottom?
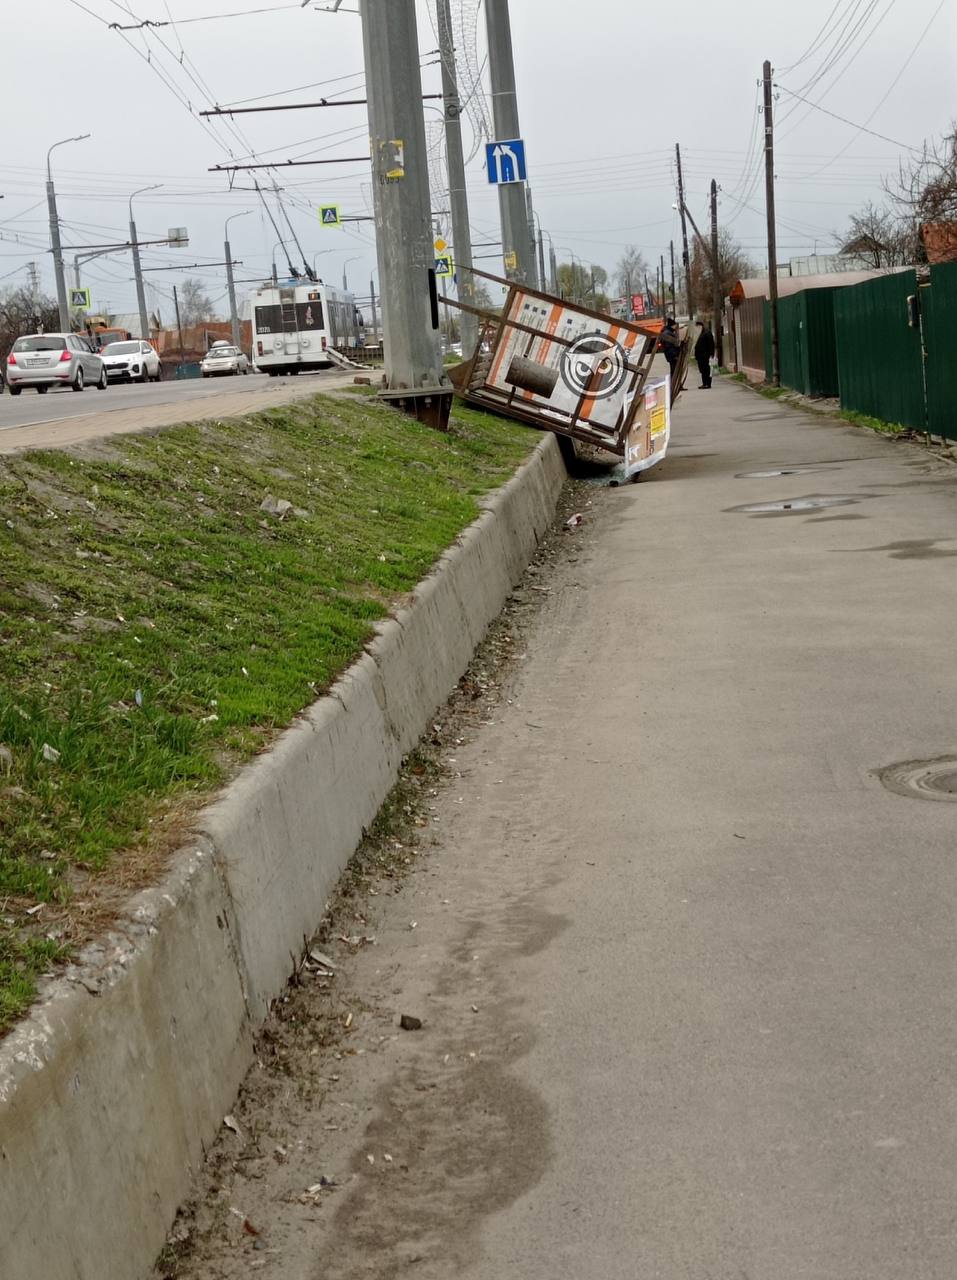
442, 266, 687, 456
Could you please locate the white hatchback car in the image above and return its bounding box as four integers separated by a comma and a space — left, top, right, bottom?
101, 340, 162, 384
201, 343, 250, 377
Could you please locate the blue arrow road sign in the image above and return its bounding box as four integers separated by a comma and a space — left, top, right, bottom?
486, 138, 527, 185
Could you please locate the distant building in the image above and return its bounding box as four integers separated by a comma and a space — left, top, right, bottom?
785, 252, 874, 278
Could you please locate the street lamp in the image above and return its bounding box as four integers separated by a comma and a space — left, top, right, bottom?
342, 256, 360, 291
47, 133, 91, 330
224, 210, 253, 350
312, 248, 335, 278
130, 183, 161, 339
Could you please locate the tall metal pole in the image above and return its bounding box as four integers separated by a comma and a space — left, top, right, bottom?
47, 135, 90, 331
524, 187, 540, 289
485, 0, 535, 286
172, 284, 185, 367
436, 0, 478, 354
763, 60, 780, 386
369, 276, 378, 343
225, 210, 252, 352
549, 245, 558, 295
129, 184, 160, 341
710, 178, 724, 367
675, 142, 693, 323
360, 0, 450, 426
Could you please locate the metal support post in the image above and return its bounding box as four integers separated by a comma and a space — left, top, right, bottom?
360, 0, 450, 427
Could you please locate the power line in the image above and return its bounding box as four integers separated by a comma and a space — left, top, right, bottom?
773, 85, 923, 151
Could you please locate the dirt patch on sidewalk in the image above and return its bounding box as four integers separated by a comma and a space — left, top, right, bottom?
153, 469, 612, 1280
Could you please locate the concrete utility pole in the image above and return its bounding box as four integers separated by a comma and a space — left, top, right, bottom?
359, 0, 450, 428
172, 283, 185, 366
225, 209, 252, 351
675, 142, 693, 323
763, 59, 780, 386
485, 0, 536, 286
369, 276, 378, 343
670, 240, 676, 317
524, 187, 540, 289
436, 0, 478, 355
710, 179, 724, 367
47, 134, 90, 331
130, 184, 160, 340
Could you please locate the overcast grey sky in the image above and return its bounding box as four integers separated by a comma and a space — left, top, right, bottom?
2, 0, 953, 320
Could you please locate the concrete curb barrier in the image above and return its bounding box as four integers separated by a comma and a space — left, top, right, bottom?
0, 434, 565, 1280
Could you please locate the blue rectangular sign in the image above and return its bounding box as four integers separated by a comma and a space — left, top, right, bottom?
486, 138, 527, 185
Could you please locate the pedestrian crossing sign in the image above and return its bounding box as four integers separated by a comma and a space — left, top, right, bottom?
318, 205, 341, 228
70, 287, 91, 310
434, 255, 454, 279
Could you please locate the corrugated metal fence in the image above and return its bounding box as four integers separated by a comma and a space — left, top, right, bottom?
753, 264, 957, 441
923, 260, 957, 442
833, 271, 926, 430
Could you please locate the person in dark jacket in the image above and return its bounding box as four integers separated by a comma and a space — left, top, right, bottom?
694, 320, 716, 388
659, 316, 680, 380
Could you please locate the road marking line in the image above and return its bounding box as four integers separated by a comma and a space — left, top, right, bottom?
0, 412, 99, 432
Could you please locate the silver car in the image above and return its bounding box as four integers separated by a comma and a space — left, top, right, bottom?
6, 333, 107, 395
101, 340, 162, 384
201, 343, 250, 377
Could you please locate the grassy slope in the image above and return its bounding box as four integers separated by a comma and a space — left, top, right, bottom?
0, 392, 536, 1027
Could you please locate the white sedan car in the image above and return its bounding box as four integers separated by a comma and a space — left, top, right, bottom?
100, 340, 162, 384
201, 344, 250, 377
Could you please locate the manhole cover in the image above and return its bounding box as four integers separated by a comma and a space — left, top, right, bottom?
726, 495, 859, 514
876, 757, 957, 802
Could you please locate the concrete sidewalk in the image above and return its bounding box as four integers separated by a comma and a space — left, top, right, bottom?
456, 382, 957, 1278
169, 378, 957, 1280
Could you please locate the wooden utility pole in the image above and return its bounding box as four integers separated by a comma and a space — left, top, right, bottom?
763, 59, 780, 386
670, 240, 676, 317
710, 179, 724, 367
675, 143, 693, 322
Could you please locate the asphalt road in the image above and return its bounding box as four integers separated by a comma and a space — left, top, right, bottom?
0, 369, 358, 453
172, 379, 957, 1279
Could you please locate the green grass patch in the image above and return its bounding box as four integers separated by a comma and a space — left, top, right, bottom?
837, 408, 908, 436
0, 392, 536, 1027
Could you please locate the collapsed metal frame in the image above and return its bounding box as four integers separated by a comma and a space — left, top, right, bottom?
442, 266, 690, 455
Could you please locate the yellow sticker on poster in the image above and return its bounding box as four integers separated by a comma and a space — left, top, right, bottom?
650, 404, 667, 436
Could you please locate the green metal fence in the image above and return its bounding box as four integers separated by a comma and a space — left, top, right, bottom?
923, 260, 957, 441
833, 271, 926, 430
769, 289, 840, 397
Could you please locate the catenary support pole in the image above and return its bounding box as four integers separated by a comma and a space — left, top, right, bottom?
173, 284, 185, 367
370, 277, 378, 344
675, 143, 693, 323
485, 0, 535, 286
129, 186, 159, 341
763, 60, 780, 386
670, 240, 676, 317
436, 0, 478, 355
360, 0, 450, 428
710, 179, 724, 367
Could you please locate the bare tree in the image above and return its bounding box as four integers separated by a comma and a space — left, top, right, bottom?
689, 229, 755, 313
177, 277, 217, 326
836, 201, 917, 268
615, 245, 649, 301
0, 286, 59, 356
556, 260, 608, 308
885, 123, 957, 261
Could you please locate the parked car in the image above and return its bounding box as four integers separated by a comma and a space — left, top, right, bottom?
5, 333, 107, 395
100, 339, 162, 384
201, 342, 249, 377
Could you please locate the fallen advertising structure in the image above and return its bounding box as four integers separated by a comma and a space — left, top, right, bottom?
444, 269, 689, 479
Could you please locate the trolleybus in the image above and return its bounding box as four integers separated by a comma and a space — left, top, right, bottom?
250, 279, 361, 376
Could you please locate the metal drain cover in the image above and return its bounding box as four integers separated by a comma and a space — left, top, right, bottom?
876, 757, 957, 802
727, 495, 859, 514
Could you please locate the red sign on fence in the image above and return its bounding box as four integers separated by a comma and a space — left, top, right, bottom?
631, 293, 646, 317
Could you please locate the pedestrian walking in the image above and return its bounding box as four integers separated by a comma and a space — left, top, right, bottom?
659, 316, 680, 381
695, 320, 716, 389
